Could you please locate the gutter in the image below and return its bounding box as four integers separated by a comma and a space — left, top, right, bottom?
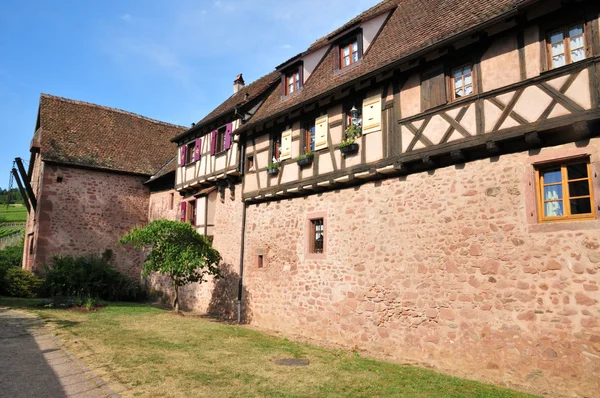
237, 1, 537, 136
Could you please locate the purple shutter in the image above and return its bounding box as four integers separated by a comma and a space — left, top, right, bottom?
224, 123, 233, 150
210, 130, 217, 155
194, 138, 202, 161
180, 202, 186, 222
180, 145, 187, 166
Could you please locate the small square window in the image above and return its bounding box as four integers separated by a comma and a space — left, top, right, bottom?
56, 176, 63, 183
310, 218, 324, 254
536, 159, 595, 222
339, 38, 360, 69
451, 64, 474, 99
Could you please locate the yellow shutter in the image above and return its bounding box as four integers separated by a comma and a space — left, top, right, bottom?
280, 129, 292, 160
314, 115, 328, 150
362, 95, 381, 134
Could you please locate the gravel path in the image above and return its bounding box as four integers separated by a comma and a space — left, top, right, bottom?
0, 307, 117, 398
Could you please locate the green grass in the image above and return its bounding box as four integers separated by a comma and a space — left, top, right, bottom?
0, 204, 27, 223
0, 226, 23, 238
0, 297, 537, 398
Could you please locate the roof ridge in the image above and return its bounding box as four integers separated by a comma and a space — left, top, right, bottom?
40, 93, 187, 130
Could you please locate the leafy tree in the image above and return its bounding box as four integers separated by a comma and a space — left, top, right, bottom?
120, 220, 221, 312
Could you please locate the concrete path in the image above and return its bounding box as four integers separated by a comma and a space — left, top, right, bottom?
0, 307, 117, 398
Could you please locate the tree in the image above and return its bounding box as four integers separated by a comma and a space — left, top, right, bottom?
120, 220, 221, 312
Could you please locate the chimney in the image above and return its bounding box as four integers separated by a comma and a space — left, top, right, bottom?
234, 74, 245, 94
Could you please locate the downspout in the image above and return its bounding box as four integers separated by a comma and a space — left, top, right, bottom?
237, 135, 247, 324
237, 201, 247, 324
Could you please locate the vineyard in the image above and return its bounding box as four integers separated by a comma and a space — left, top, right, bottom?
0, 204, 26, 249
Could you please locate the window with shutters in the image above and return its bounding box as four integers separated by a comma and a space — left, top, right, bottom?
303, 121, 316, 154
215, 126, 227, 154
451, 64, 474, 100
285, 68, 301, 95
535, 158, 595, 222
421, 64, 448, 111
343, 101, 363, 132
547, 23, 586, 70
185, 141, 196, 164
271, 132, 282, 161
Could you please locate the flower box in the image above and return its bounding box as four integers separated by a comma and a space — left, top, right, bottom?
340, 143, 359, 155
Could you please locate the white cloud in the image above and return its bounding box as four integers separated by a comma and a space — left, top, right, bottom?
120, 13, 132, 22
281, 44, 292, 49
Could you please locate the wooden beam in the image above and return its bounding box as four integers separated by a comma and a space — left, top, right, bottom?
11, 168, 31, 213
15, 157, 36, 210
450, 150, 466, 161
393, 162, 407, 173
524, 131, 541, 145
485, 141, 499, 153
421, 154, 435, 166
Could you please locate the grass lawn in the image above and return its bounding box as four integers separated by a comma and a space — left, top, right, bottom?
0, 204, 27, 222
0, 297, 537, 398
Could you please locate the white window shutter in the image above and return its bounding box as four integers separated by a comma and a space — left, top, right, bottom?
314, 115, 328, 150
362, 95, 381, 134
280, 129, 292, 160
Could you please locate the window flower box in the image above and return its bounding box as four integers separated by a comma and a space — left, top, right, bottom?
296, 152, 314, 168
339, 141, 359, 155
267, 162, 280, 176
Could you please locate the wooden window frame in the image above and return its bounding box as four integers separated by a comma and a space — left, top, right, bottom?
450, 63, 475, 101
546, 22, 587, 70
186, 200, 197, 226
271, 132, 282, 161
285, 68, 302, 96
302, 121, 316, 154
535, 159, 596, 223
185, 141, 196, 164
169, 192, 174, 210
246, 155, 255, 173
339, 38, 360, 69
215, 126, 227, 154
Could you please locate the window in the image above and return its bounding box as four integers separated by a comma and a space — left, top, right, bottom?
169, 192, 174, 210
310, 218, 324, 254
536, 159, 595, 222
187, 200, 196, 226
286, 69, 301, 95
257, 255, 264, 268
303, 121, 315, 154
340, 38, 359, 69
271, 133, 282, 161
421, 64, 447, 111
246, 156, 255, 172
215, 126, 227, 154
186, 141, 196, 164
451, 65, 473, 99
56, 176, 63, 183
547, 23, 585, 69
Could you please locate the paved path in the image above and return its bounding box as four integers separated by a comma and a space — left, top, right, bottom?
0, 307, 117, 398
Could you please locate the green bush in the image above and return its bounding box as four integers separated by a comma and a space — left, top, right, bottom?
3, 267, 41, 298
43, 254, 145, 302
0, 240, 24, 295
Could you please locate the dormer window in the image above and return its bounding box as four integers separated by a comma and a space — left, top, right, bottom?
286, 69, 301, 95
340, 38, 360, 69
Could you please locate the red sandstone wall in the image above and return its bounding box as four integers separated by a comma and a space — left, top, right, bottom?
148, 186, 244, 315
148, 189, 181, 222
243, 139, 600, 397
31, 163, 149, 277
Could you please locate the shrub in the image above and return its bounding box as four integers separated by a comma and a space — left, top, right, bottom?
3, 267, 41, 298
43, 254, 145, 302
0, 240, 24, 295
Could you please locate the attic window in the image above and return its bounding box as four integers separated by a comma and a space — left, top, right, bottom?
339, 37, 360, 69
286, 68, 301, 95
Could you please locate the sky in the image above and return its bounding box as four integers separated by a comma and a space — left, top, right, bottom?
0, 0, 380, 189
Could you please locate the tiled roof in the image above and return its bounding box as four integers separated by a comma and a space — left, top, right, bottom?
146, 156, 177, 183
196, 71, 281, 127
239, 0, 536, 133
38, 94, 186, 175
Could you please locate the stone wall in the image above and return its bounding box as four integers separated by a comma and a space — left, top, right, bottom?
148, 186, 244, 317
28, 163, 149, 278
242, 139, 600, 397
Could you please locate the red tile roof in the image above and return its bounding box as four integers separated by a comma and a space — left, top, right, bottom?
38, 94, 186, 175
239, 0, 537, 133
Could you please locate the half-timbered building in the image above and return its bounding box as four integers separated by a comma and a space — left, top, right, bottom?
170, 0, 600, 394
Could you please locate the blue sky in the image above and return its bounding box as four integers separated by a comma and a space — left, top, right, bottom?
0, 0, 380, 189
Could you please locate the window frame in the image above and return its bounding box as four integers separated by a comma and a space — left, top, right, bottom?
185, 141, 196, 164
450, 63, 475, 101
546, 22, 586, 70
271, 132, 282, 162
246, 155, 255, 173
535, 159, 596, 223
339, 37, 360, 69
285, 68, 302, 96
310, 218, 324, 254
215, 126, 227, 154
302, 120, 316, 154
